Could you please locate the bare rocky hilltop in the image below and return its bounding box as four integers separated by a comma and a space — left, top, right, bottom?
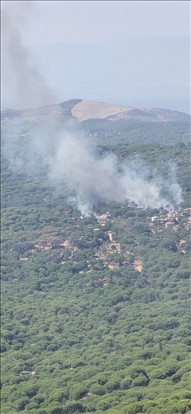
1, 99, 190, 124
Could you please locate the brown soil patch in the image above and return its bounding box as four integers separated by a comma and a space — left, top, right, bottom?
72, 100, 132, 121
133, 259, 143, 272
179, 239, 186, 246
108, 263, 119, 270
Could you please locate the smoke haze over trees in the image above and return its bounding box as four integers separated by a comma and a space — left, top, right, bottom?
3, 123, 183, 215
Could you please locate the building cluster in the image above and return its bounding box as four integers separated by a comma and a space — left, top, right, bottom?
151, 208, 191, 229
151, 211, 179, 227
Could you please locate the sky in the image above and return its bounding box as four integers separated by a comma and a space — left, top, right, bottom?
40, 1, 189, 44
1, 1, 190, 112
3, 1, 190, 45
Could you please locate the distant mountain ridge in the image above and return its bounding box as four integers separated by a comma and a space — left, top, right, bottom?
1, 99, 190, 124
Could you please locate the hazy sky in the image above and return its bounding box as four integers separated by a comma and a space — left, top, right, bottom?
1, 1, 190, 112
2, 1, 190, 45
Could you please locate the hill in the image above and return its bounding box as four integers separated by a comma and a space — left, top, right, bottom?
2, 99, 190, 148
1, 99, 190, 124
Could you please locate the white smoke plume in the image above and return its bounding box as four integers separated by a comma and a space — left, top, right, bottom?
2, 122, 183, 215
1, 3, 183, 214
47, 131, 182, 214
1, 2, 55, 109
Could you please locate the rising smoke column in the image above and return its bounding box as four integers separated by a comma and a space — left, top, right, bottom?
1, 3, 183, 213
47, 130, 182, 215
1, 2, 55, 109
2, 119, 182, 215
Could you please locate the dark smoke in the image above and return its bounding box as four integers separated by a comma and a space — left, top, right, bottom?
1, 2, 55, 109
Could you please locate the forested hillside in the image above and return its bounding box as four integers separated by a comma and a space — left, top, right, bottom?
1, 122, 191, 414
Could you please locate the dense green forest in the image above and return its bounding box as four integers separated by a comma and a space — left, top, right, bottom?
82, 119, 190, 146
1, 122, 191, 414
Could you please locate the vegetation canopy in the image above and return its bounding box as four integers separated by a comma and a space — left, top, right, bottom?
1, 115, 191, 414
